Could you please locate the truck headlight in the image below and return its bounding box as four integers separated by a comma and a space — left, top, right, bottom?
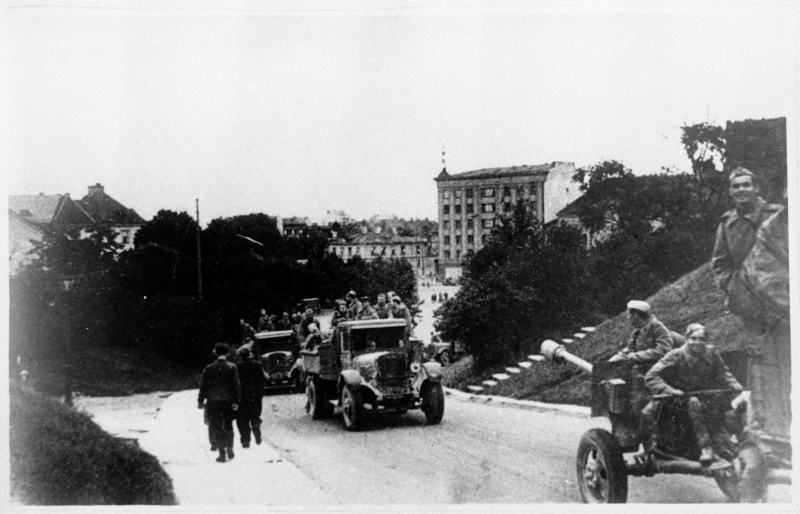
410, 362, 421, 373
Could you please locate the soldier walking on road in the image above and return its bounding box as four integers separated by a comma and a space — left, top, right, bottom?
235, 347, 266, 448
198, 344, 241, 463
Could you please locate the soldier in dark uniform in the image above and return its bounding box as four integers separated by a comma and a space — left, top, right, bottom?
300, 308, 317, 337
331, 302, 349, 327
234, 347, 266, 448
198, 344, 241, 463
644, 324, 743, 465
276, 312, 292, 331
375, 293, 393, 319
711, 168, 782, 316
257, 309, 272, 332
357, 297, 379, 320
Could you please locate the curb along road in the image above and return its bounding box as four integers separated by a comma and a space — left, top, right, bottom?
444, 387, 591, 418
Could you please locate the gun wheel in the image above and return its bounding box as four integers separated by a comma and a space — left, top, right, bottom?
576, 428, 628, 503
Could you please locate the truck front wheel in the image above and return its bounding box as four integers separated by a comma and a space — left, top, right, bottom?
307, 378, 331, 420
421, 382, 445, 425
341, 386, 364, 431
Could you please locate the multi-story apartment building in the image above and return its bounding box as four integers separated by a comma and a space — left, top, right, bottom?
434, 161, 581, 281
329, 234, 431, 276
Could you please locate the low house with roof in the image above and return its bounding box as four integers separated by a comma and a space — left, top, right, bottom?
8, 183, 144, 274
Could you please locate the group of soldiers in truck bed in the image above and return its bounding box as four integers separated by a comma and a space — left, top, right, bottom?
613, 167, 789, 501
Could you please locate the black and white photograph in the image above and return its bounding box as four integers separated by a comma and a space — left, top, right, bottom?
3, 0, 797, 509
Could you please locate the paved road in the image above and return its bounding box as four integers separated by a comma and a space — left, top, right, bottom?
259, 391, 745, 504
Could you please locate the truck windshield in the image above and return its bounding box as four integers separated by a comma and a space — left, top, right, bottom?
351, 327, 405, 353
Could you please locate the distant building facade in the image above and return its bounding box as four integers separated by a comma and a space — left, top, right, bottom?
329, 234, 431, 275
434, 161, 581, 281
77, 183, 145, 250
282, 216, 311, 237
321, 209, 354, 227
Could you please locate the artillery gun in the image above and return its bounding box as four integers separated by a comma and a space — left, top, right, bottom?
539, 340, 793, 503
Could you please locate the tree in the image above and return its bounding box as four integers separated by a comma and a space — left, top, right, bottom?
436, 202, 591, 368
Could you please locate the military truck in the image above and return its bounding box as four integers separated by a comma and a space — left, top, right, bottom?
253, 330, 303, 392
301, 318, 444, 431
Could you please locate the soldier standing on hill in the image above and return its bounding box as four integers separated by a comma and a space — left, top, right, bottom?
712, 168, 782, 316
234, 347, 266, 448
198, 344, 240, 463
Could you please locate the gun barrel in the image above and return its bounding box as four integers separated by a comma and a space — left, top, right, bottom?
540, 340, 593, 374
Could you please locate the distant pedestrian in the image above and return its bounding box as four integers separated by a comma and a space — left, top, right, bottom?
235, 347, 266, 448
346, 291, 362, 319
198, 344, 241, 463
431, 293, 437, 303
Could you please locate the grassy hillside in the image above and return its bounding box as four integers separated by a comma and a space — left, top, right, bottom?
23, 343, 202, 397
10, 383, 177, 505
443, 263, 748, 405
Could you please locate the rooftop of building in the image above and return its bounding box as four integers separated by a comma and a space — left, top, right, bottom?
434, 162, 571, 182
330, 233, 428, 245
78, 183, 144, 225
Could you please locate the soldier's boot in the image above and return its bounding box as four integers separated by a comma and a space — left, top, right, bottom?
227, 447, 235, 460
216, 449, 227, 463
254, 427, 262, 445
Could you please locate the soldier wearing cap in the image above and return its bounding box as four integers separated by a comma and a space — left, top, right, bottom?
357, 296, 379, 320
346, 291, 362, 319
712, 167, 782, 316
644, 323, 743, 465
610, 300, 673, 373
234, 346, 266, 448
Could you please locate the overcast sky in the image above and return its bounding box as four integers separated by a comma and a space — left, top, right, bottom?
3, 0, 797, 224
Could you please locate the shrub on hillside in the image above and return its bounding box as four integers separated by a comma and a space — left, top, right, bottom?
10, 384, 176, 505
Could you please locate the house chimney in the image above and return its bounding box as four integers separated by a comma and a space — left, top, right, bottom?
88, 183, 104, 196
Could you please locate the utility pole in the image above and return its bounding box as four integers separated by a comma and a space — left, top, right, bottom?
196, 198, 203, 301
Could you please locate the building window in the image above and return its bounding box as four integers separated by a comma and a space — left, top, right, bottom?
443, 190, 451, 199
455, 204, 462, 215
466, 188, 474, 199
348, 247, 353, 255
445, 250, 451, 260
443, 220, 450, 230
530, 199, 537, 213
517, 185, 525, 197
455, 235, 462, 245
482, 203, 494, 213
482, 219, 494, 229
481, 233, 488, 243
503, 202, 512, 212
456, 249, 461, 260
466, 204, 474, 214
444, 235, 450, 245
455, 189, 462, 199
503, 186, 511, 197
467, 219, 474, 229
443, 205, 450, 215
416, 245, 421, 255
467, 235, 474, 244
530, 183, 538, 197
455, 220, 462, 230
482, 187, 494, 198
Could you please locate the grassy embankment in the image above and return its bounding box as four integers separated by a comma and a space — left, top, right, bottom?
10, 342, 201, 505
9, 382, 177, 505
442, 263, 749, 405
25, 343, 202, 397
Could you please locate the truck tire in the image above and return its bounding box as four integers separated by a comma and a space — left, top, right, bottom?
341, 386, 364, 431
576, 428, 628, 503
421, 382, 445, 425
307, 378, 330, 420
